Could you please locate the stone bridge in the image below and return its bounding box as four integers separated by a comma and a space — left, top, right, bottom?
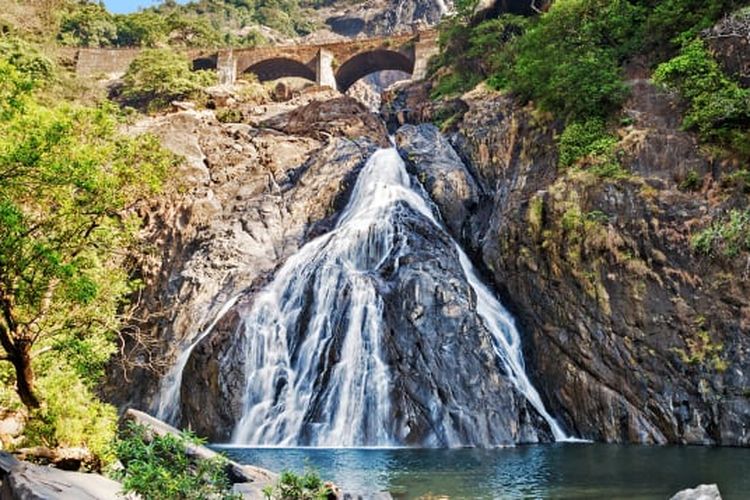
73, 30, 439, 92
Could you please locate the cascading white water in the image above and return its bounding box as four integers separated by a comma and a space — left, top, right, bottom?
223, 147, 570, 445
155, 295, 240, 423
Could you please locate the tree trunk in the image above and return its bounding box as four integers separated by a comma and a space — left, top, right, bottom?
10, 345, 40, 410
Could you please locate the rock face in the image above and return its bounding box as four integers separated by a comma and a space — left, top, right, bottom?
391, 81, 750, 445
322, 0, 452, 37
180, 145, 553, 445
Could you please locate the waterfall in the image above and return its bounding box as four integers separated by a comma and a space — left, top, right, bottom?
226, 147, 569, 445
154, 295, 240, 423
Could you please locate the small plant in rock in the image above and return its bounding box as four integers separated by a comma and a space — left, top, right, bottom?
262, 468, 334, 500
113, 422, 239, 500
691, 209, 750, 257
680, 170, 703, 191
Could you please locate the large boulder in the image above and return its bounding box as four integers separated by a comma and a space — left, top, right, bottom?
395, 123, 481, 238
0, 452, 124, 500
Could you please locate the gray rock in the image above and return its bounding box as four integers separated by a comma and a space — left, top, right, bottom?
670, 484, 723, 500
0, 452, 125, 500
395, 123, 481, 238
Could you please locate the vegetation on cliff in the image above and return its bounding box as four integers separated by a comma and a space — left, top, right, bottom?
434, 0, 750, 162
52, 0, 316, 48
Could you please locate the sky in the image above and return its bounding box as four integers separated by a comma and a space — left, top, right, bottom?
102, 0, 187, 14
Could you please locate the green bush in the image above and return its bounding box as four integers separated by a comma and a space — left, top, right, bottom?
558, 119, 619, 168
113, 11, 169, 47
113, 423, 239, 500
0, 36, 55, 82
641, 0, 747, 50
121, 48, 216, 110
500, 0, 642, 122
432, 14, 527, 98
262, 468, 333, 500
653, 39, 750, 158
24, 365, 118, 467
58, 2, 118, 47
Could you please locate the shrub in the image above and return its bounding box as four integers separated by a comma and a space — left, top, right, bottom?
262, 468, 333, 500
558, 119, 619, 168
0, 36, 55, 82
692, 209, 750, 257
121, 48, 216, 110
113, 423, 239, 500
58, 2, 118, 47
653, 39, 750, 158
24, 365, 118, 467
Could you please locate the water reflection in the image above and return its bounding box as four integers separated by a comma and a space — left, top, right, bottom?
218, 444, 750, 499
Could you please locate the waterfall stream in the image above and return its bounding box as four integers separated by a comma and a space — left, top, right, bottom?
156, 146, 569, 445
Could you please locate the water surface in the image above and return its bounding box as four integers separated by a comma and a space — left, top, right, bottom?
220, 444, 750, 499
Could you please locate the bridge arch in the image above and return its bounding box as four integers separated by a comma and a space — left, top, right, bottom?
244, 57, 316, 83
192, 55, 217, 71
335, 50, 414, 92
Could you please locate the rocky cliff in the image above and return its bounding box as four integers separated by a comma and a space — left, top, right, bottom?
387, 76, 750, 445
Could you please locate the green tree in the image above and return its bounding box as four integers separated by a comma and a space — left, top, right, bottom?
0, 61, 173, 409
58, 1, 118, 47
121, 48, 216, 110
114, 11, 169, 47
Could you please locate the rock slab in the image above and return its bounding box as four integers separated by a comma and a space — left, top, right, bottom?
670, 484, 723, 500
0, 452, 124, 500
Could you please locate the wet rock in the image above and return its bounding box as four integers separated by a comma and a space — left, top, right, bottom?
670, 484, 723, 500
378, 206, 552, 445
395, 123, 481, 238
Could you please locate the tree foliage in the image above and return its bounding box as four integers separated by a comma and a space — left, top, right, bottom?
0, 44, 174, 460
55, 0, 314, 48
120, 48, 217, 110
654, 39, 750, 157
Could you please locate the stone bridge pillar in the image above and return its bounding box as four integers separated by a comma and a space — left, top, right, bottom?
217, 50, 237, 85
315, 49, 337, 89
412, 31, 440, 81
